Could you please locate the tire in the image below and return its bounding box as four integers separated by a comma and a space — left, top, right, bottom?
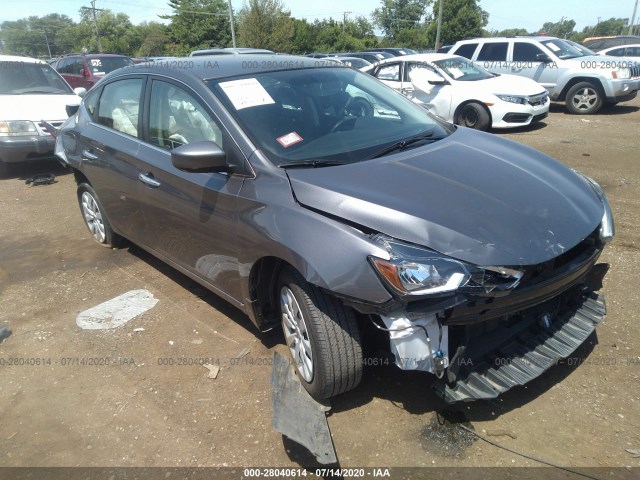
565, 82, 603, 114
77, 183, 121, 247
455, 102, 491, 130
278, 268, 362, 400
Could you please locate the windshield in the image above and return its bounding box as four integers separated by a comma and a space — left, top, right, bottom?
209, 67, 451, 166
541, 39, 587, 59
433, 56, 494, 81
0, 61, 73, 95
87, 56, 134, 75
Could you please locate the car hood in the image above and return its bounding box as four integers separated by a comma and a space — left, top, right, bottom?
0, 94, 80, 121
461, 73, 546, 96
286, 128, 603, 266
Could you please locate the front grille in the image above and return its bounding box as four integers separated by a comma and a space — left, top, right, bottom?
502, 113, 531, 123
630, 64, 640, 79
527, 93, 549, 107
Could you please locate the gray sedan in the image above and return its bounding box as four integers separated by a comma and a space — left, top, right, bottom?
55, 55, 614, 402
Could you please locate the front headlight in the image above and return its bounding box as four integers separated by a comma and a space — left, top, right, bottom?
495, 94, 527, 105
369, 237, 471, 296
612, 68, 630, 80
574, 171, 615, 243
0, 120, 38, 136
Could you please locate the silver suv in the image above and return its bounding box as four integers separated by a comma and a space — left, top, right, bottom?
450, 36, 640, 114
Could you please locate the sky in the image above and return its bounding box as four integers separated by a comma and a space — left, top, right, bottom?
0, 0, 638, 34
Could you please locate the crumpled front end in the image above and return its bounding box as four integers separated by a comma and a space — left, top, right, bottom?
370, 223, 611, 402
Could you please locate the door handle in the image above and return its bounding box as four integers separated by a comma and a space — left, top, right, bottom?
138, 172, 161, 188
82, 149, 98, 161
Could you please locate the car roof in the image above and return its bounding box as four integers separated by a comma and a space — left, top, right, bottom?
190, 48, 274, 56
0, 54, 45, 64
600, 43, 640, 51
372, 53, 462, 64
113, 54, 345, 81
456, 36, 559, 42
61, 53, 129, 58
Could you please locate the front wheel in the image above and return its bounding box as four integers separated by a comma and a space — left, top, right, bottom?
455, 102, 491, 130
77, 183, 121, 247
278, 268, 362, 400
565, 82, 603, 114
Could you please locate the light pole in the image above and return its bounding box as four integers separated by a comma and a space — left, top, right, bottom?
435, 0, 444, 50
630, 0, 639, 35
228, 0, 236, 48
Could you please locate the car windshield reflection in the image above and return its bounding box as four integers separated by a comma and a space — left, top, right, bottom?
209, 67, 451, 166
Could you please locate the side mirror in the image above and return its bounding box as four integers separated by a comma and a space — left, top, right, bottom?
74, 87, 87, 98
66, 104, 80, 117
171, 141, 228, 173
536, 53, 552, 63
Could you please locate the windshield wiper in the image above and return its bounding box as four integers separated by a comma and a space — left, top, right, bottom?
278, 159, 347, 169
368, 131, 445, 159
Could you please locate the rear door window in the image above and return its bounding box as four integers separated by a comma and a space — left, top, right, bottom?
454, 43, 479, 59
96, 78, 144, 138
513, 42, 546, 62
477, 42, 508, 61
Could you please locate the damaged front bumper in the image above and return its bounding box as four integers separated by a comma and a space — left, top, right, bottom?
372, 228, 609, 403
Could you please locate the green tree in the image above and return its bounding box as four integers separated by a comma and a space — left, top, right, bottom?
372, 0, 432, 40
426, 0, 487, 47
538, 18, 576, 38
582, 17, 628, 37
0, 14, 75, 58
495, 27, 529, 37
136, 22, 170, 56
237, 0, 294, 52
162, 0, 231, 55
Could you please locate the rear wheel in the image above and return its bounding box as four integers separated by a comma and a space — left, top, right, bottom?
77, 183, 121, 247
455, 102, 491, 130
278, 268, 362, 400
565, 82, 603, 114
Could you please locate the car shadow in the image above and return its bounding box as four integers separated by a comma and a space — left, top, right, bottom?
0, 159, 71, 181
549, 102, 640, 115
491, 120, 548, 135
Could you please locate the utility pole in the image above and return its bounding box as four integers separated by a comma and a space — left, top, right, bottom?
42, 30, 52, 58
435, 0, 444, 50
227, 0, 236, 48
343, 11, 352, 32
630, 0, 639, 35
81, 0, 104, 52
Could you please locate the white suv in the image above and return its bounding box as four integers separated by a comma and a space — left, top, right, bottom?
450, 36, 640, 114
0, 55, 84, 176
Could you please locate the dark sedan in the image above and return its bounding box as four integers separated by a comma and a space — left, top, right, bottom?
55, 55, 614, 402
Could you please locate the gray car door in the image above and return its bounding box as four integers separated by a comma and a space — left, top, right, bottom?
76, 77, 146, 241
135, 78, 245, 303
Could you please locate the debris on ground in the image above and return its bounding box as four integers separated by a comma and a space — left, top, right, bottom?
204, 364, 220, 379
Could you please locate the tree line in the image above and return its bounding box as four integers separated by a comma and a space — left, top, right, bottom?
0, 0, 635, 59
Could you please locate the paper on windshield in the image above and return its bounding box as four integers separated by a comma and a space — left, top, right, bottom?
219, 78, 275, 110
547, 43, 560, 52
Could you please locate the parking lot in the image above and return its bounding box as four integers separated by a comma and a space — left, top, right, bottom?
0, 98, 639, 476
